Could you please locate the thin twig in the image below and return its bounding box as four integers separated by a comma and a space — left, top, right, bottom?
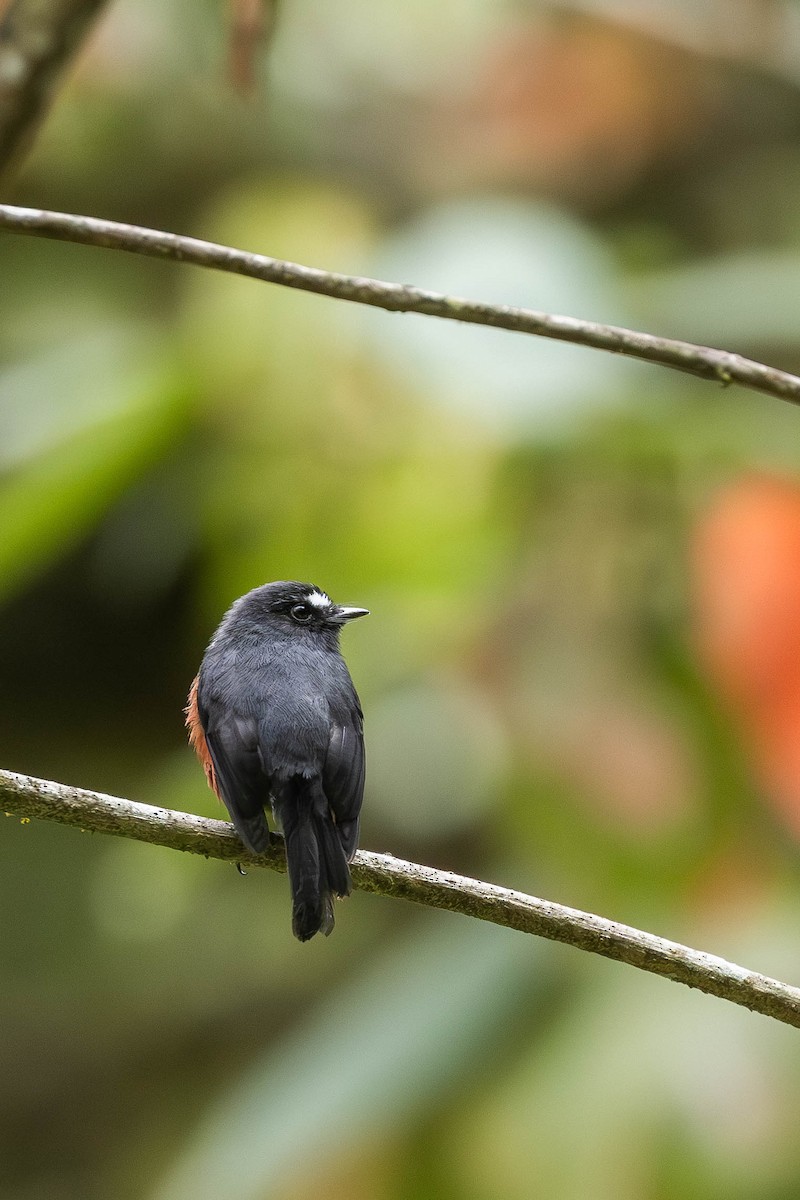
1, 203, 800, 406
0, 1, 110, 178
2, 766, 799, 1027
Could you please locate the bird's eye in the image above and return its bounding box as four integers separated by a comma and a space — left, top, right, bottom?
290, 603, 313, 624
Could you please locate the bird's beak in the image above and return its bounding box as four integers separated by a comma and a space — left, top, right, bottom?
335, 605, 370, 622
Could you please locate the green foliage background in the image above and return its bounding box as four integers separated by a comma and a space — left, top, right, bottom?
3, 3, 800, 1197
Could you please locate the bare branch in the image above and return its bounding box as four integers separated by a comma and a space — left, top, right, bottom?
1, 203, 799, 406
0, 0, 110, 178
2, 766, 800, 1027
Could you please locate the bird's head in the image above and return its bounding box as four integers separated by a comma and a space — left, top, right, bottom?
231, 581, 369, 645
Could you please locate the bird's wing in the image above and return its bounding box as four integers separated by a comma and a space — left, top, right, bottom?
199, 690, 271, 855
323, 695, 365, 861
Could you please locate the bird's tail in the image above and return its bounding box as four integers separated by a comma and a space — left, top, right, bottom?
278, 782, 352, 942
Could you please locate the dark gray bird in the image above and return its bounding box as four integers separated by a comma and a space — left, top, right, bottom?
187, 581, 368, 941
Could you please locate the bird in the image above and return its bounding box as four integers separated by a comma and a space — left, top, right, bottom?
186, 580, 368, 941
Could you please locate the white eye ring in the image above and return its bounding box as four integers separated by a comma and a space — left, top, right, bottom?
290, 603, 313, 624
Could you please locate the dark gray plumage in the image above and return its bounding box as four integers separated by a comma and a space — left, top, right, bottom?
187, 581, 368, 941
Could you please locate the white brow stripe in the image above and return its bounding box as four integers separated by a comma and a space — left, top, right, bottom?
307, 590, 331, 608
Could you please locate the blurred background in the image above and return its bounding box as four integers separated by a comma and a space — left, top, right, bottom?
4, 0, 800, 1197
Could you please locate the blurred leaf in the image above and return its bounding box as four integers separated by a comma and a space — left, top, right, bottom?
0, 332, 192, 602
367, 676, 508, 839
629, 250, 800, 346
1, 330, 149, 470
182, 179, 376, 401
361, 197, 637, 436
151, 914, 550, 1200
447, 905, 800, 1200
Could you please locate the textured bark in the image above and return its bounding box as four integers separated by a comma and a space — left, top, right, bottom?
3, 766, 800, 1028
